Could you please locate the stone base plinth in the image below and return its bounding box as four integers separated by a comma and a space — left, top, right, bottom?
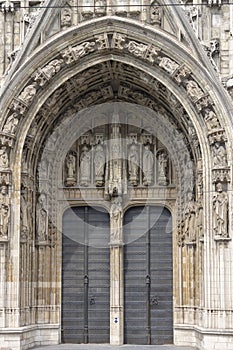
0, 324, 59, 350
174, 325, 233, 350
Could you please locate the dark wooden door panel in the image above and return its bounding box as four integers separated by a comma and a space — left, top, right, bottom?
62, 206, 110, 344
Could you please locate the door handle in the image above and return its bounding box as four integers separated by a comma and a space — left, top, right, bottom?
90, 296, 95, 305
150, 295, 159, 306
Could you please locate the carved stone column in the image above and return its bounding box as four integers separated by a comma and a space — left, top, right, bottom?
109, 196, 124, 345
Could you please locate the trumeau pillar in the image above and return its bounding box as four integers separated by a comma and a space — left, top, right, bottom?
109, 196, 124, 345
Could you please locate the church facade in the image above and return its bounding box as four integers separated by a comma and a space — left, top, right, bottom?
0, 1, 233, 349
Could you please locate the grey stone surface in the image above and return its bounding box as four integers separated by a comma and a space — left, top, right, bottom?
35, 345, 196, 350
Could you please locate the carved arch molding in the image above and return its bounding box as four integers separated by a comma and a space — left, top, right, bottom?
0, 19, 232, 247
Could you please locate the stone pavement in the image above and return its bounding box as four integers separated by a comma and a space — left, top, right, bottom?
36, 344, 196, 350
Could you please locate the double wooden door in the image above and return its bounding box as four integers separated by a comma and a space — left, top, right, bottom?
62, 205, 173, 344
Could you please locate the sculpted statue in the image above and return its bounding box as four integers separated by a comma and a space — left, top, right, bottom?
66, 152, 76, 180
184, 192, 196, 242
158, 151, 168, 185
94, 144, 105, 187
196, 197, 204, 240
186, 80, 203, 100
18, 83, 37, 104
0, 203, 10, 238
212, 142, 227, 167
61, 8, 72, 27
20, 190, 31, 240
128, 143, 139, 186
143, 144, 154, 186
150, 5, 161, 25
95, 0, 106, 13
204, 109, 221, 131
80, 145, 91, 186
0, 185, 9, 205
110, 197, 123, 242
3, 113, 19, 134
213, 183, 228, 237
36, 193, 48, 241
159, 57, 179, 74
0, 147, 9, 169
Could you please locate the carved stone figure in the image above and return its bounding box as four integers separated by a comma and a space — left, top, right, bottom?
213, 183, 228, 237
204, 109, 221, 131
150, 5, 162, 25
158, 151, 168, 185
184, 192, 196, 242
128, 143, 139, 186
3, 113, 19, 134
94, 144, 105, 187
110, 197, 123, 242
188, 6, 199, 34
196, 198, 204, 240
65, 152, 76, 186
61, 42, 95, 64
159, 57, 179, 74
0, 203, 10, 238
36, 193, 48, 241
95, 0, 106, 14
143, 144, 154, 186
186, 80, 203, 100
18, 83, 37, 104
0, 147, 9, 169
34, 59, 63, 86
212, 142, 227, 168
80, 145, 91, 186
61, 7, 72, 27
0, 185, 9, 205
20, 190, 30, 241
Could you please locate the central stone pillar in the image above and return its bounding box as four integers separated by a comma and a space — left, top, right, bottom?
109, 197, 124, 345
